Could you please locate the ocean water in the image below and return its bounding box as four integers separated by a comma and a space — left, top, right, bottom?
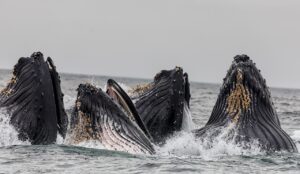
0, 69, 300, 174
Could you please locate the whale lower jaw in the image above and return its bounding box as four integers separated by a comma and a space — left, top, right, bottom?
68, 84, 155, 155
68, 112, 154, 155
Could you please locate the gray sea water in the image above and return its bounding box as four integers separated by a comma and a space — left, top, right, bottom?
0, 69, 300, 174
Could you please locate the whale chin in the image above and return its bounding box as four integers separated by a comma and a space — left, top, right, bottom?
194, 55, 298, 152
130, 67, 191, 145
68, 83, 155, 155
0, 52, 68, 145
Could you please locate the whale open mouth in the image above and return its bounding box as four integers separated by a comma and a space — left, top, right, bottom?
69, 83, 155, 155
0, 52, 68, 144
106, 79, 153, 140
106, 79, 137, 122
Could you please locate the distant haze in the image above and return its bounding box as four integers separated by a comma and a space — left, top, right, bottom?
0, 0, 300, 88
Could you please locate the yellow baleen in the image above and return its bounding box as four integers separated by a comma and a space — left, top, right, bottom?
226, 69, 251, 123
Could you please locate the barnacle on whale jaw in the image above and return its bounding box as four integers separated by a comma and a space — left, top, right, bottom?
128, 83, 154, 97
0, 75, 18, 96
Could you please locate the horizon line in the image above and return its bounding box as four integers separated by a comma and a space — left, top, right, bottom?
1, 68, 299, 91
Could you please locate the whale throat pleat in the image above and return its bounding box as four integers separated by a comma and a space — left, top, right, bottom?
69, 84, 155, 155
0, 54, 66, 145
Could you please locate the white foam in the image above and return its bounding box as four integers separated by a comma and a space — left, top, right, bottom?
159, 126, 264, 160
0, 109, 30, 147
291, 130, 300, 141
158, 132, 201, 156
56, 134, 64, 145
291, 130, 300, 150
63, 94, 76, 110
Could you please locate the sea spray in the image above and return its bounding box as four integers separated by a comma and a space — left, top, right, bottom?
158, 132, 201, 156
0, 109, 29, 147
291, 130, 300, 150
159, 125, 264, 160
181, 102, 196, 132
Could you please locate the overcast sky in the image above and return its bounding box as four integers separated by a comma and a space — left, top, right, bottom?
0, 0, 300, 88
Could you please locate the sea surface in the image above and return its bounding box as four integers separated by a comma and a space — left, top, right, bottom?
0, 69, 300, 174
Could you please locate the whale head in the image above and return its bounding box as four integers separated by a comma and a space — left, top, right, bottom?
133, 67, 191, 144
0, 52, 68, 144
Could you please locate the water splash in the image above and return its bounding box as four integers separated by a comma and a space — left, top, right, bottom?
160, 106, 263, 159
291, 130, 300, 150
158, 132, 201, 156
198, 125, 264, 159
63, 94, 77, 110
159, 125, 264, 160
181, 102, 196, 132
0, 109, 29, 147
56, 135, 64, 145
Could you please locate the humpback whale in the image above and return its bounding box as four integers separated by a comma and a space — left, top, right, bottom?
130, 67, 191, 144
0, 52, 68, 145
194, 55, 298, 152
68, 83, 155, 155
